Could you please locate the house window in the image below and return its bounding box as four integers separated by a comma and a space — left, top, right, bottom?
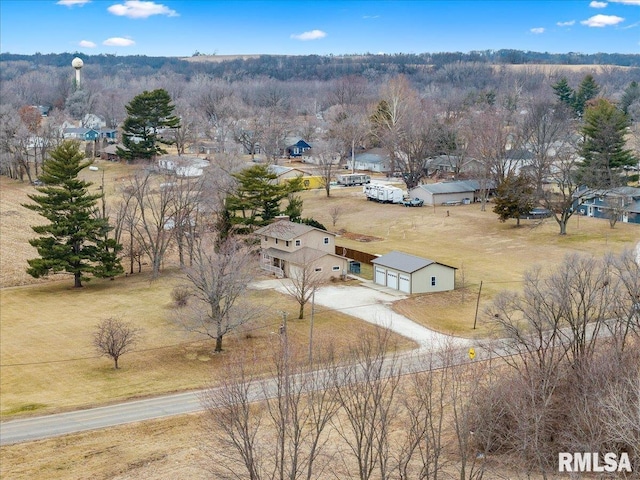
332, 266, 341, 271
286, 241, 290, 247
315, 267, 322, 272
431, 276, 436, 286
264, 236, 268, 242
295, 239, 301, 246
323, 237, 330, 245
275, 238, 278, 244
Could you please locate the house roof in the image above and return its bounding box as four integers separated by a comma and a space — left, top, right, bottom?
355, 148, 389, 164
264, 246, 334, 264
64, 127, 98, 135
415, 180, 481, 195
255, 220, 328, 240
372, 251, 456, 273
268, 165, 296, 176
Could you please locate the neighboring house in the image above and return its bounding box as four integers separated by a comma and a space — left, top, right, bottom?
33, 105, 51, 117
158, 155, 210, 177
189, 141, 219, 156
255, 217, 349, 280
100, 144, 126, 162
63, 127, 100, 141
426, 155, 484, 178
576, 186, 640, 224
267, 164, 307, 183
285, 138, 312, 158
409, 180, 494, 206
82, 114, 106, 130
98, 128, 117, 140
371, 251, 456, 294
300, 148, 341, 165
346, 148, 391, 173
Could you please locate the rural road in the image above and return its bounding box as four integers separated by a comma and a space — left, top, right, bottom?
1, 280, 472, 446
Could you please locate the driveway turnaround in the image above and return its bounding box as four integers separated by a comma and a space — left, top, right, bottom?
251, 278, 469, 350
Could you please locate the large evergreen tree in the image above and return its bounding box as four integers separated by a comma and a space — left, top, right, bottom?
24, 141, 123, 287
493, 174, 535, 226
117, 89, 180, 161
552, 75, 600, 118
579, 98, 636, 188
226, 165, 304, 229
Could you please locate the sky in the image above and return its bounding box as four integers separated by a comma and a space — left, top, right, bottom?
0, 0, 638, 57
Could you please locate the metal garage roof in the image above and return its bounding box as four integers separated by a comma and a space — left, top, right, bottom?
372, 251, 436, 273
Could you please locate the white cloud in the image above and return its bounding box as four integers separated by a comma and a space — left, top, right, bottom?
589, 1, 608, 8
57, 0, 90, 5
530, 27, 545, 34
79, 40, 97, 48
363, 15, 380, 19
290, 29, 327, 41
609, 0, 640, 4
107, 1, 178, 19
557, 20, 576, 26
581, 14, 625, 26
103, 37, 136, 47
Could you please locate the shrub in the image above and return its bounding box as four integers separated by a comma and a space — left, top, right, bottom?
171, 285, 191, 307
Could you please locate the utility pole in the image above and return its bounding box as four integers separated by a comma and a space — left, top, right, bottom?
473, 280, 483, 330
309, 289, 315, 368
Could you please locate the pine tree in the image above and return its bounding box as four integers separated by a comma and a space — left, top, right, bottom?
620, 81, 640, 115
117, 89, 180, 161
579, 98, 636, 188
23, 141, 123, 287
552, 77, 575, 111
492, 174, 534, 226
574, 74, 600, 117
226, 165, 303, 229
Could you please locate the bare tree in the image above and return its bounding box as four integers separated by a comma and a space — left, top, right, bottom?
395, 349, 450, 480
168, 175, 204, 267
92, 317, 141, 369
176, 235, 258, 352
539, 138, 587, 235
282, 250, 326, 319
520, 99, 573, 199
313, 137, 340, 197
331, 330, 402, 480
329, 205, 343, 228
202, 341, 339, 480
123, 172, 176, 278
326, 105, 370, 175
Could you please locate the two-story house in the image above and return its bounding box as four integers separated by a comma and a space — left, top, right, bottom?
255, 217, 349, 280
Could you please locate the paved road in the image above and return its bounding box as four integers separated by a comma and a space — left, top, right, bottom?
1, 344, 489, 446
1, 280, 473, 446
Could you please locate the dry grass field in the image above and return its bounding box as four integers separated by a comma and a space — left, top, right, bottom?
1, 162, 638, 479
300, 182, 638, 335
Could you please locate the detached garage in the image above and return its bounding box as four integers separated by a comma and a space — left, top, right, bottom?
371, 251, 456, 294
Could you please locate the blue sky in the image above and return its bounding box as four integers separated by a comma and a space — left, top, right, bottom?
1, 0, 638, 57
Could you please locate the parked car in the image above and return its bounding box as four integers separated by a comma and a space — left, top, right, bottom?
525, 207, 552, 219
402, 197, 424, 207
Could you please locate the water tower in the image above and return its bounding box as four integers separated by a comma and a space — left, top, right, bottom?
71, 57, 84, 88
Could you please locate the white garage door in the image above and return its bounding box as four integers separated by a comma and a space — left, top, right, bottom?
399, 274, 410, 293
386, 271, 398, 290
375, 267, 386, 286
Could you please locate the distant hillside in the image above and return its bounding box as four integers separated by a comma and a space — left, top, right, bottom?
1, 50, 638, 82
